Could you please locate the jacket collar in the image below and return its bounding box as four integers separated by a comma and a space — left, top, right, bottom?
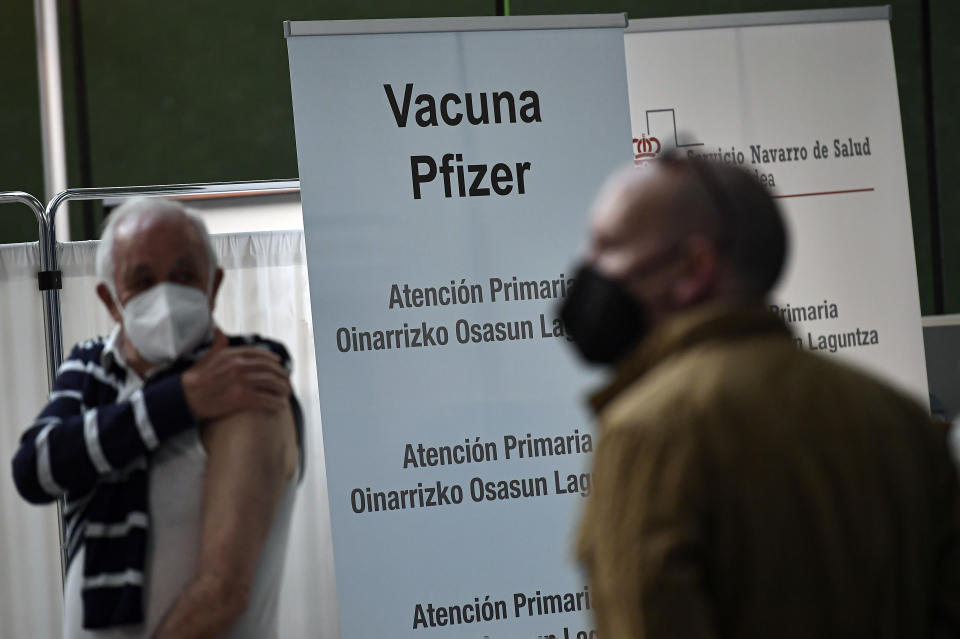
589, 303, 792, 414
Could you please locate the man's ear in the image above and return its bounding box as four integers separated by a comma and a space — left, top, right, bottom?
671, 235, 720, 306
209, 268, 224, 309
97, 283, 123, 323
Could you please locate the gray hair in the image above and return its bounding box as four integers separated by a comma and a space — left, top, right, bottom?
95, 197, 218, 296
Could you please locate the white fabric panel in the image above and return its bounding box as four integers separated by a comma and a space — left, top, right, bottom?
57, 239, 113, 348
0, 231, 337, 638
0, 241, 65, 639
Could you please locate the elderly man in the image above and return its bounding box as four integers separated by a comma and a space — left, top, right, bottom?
562, 155, 960, 638
12, 198, 301, 638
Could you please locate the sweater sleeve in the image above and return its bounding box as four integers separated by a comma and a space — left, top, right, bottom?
11, 345, 196, 504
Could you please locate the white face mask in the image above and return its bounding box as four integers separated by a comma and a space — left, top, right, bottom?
119, 282, 212, 365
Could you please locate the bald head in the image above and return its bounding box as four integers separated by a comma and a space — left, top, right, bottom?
590, 165, 696, 268
589, 156, 787, 306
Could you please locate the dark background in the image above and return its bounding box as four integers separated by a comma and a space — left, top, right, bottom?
1, 0, 956, 314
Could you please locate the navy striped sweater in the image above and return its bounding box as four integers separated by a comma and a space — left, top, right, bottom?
11, 333, 293, 629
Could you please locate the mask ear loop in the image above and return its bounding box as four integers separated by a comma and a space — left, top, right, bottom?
202, 264, 218, 345
105, 282, 135, 367
107, 282, 125, 316
206, 263, 216, 297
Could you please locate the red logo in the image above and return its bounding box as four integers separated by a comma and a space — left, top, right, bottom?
633, 133, 661, 167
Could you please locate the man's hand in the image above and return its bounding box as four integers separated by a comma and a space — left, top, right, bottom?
181, 332, 292, 421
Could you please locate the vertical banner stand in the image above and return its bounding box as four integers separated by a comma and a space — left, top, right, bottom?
286, 14, 633, 639
623, 6, 927, 400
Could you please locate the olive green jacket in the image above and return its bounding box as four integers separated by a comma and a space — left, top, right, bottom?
577, 304, 960, 639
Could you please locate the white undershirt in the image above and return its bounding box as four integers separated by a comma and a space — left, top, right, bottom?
64, 428, 297, 639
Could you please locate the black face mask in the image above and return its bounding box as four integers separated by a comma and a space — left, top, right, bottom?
559, 264, 648, 365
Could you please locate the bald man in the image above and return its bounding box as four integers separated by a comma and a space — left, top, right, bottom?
12, 198, 301, 638
562, 156, 960, 638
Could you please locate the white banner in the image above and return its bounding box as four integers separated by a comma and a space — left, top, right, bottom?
286, 16, 631, 639
625, 8, 928, 400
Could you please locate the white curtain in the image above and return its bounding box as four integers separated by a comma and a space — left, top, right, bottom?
0, 231, 338, 639
0, 241, 64, 639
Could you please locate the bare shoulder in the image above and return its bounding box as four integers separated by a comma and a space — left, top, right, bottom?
200, 406, 298, 482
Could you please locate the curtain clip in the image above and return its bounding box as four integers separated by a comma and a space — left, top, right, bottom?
38, 270, 62, 291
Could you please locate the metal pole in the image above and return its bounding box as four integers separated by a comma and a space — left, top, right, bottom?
919, 0, 944, 313
33, 0, 71, 242
67, 0, 97, 239
46, 179, 301, 208
0, 192, 45, 240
